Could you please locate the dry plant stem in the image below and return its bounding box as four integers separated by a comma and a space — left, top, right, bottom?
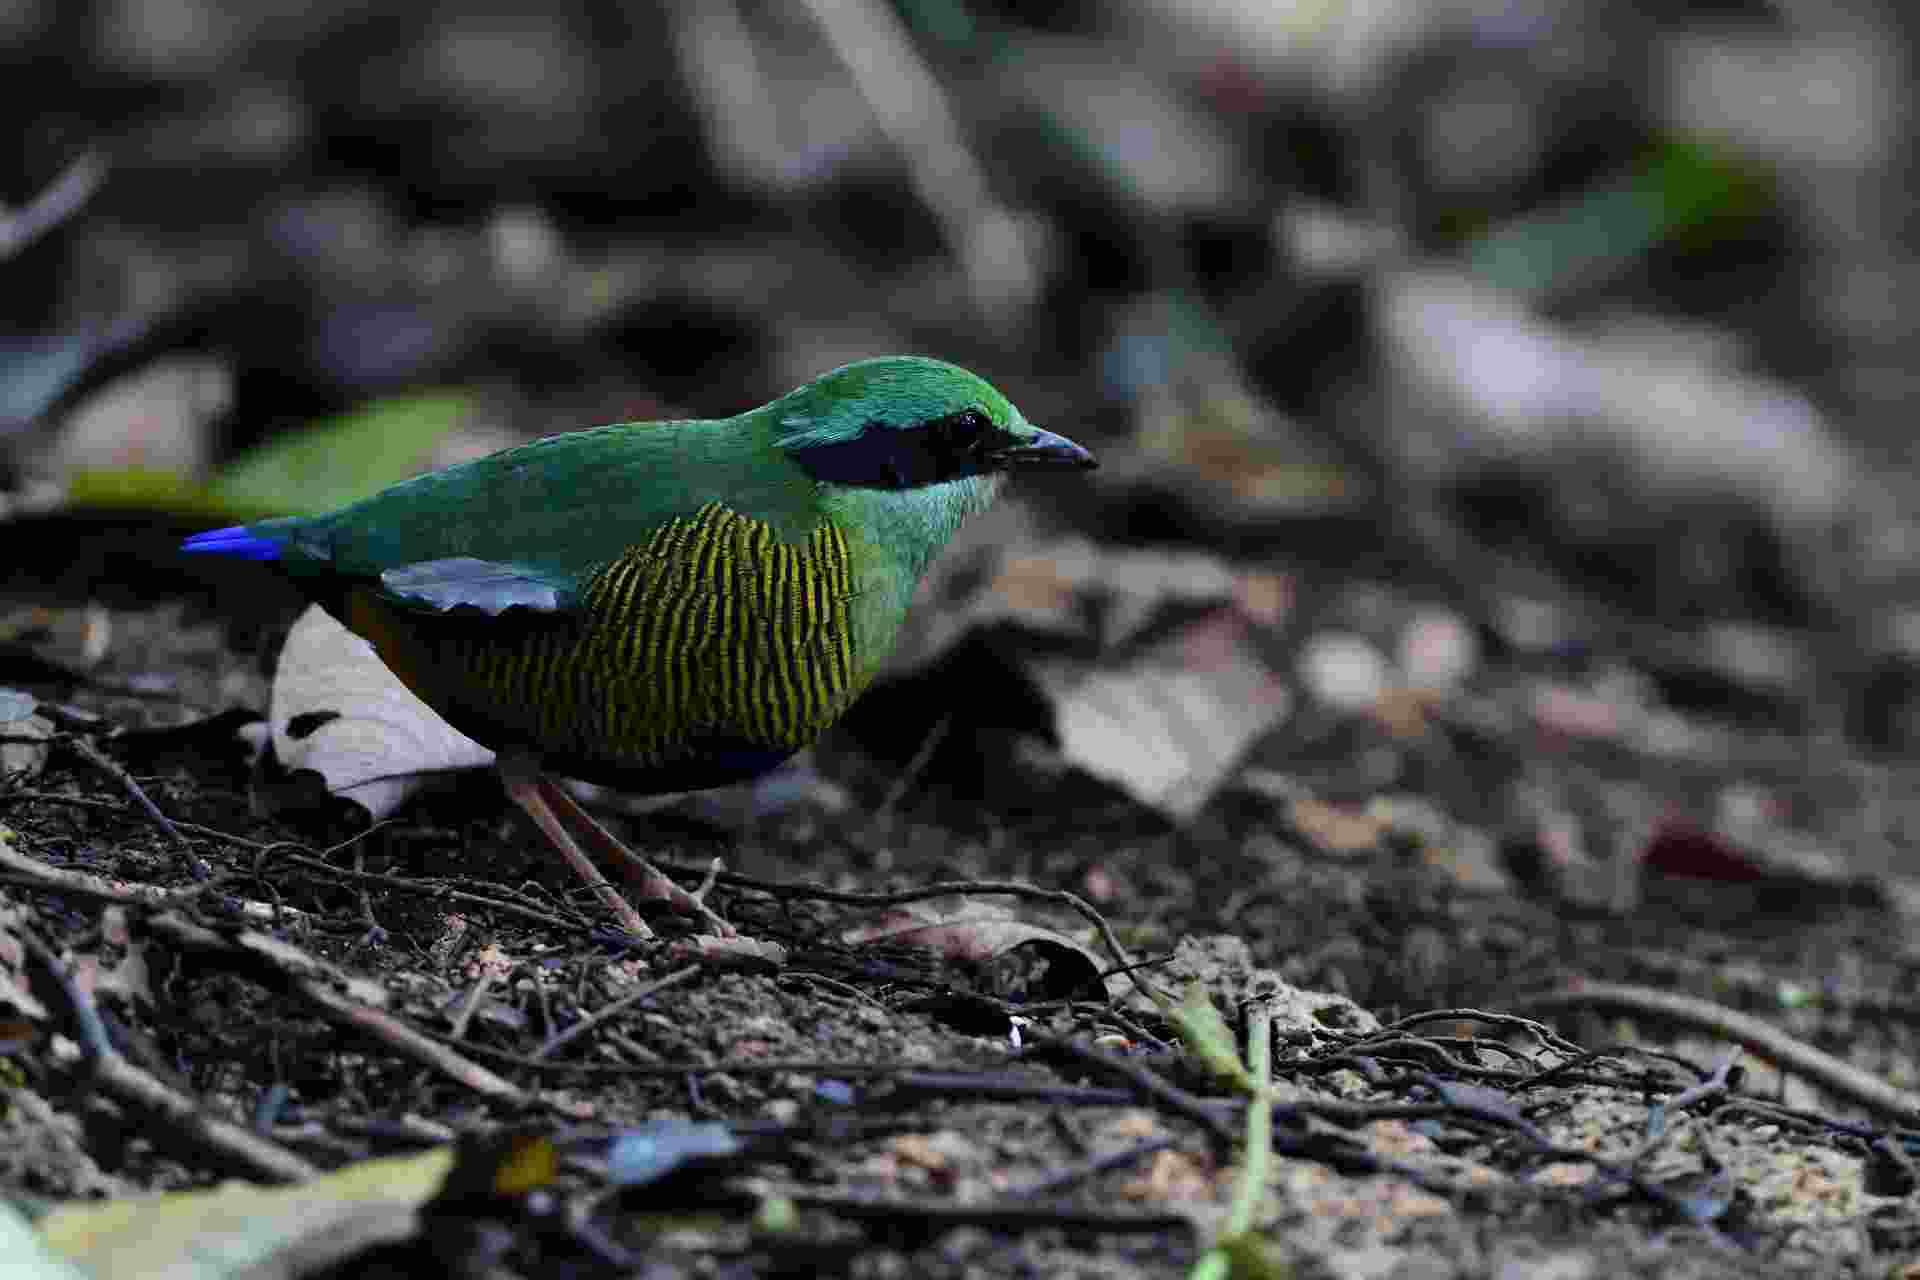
533, 962, 700, 1059
792, 0, 1035, 316
1520, 979, 1920, 1124
1028, 1036, 1239, 1149
1659, 1047, 1742, 1116
873, 710, 951, 822
259, 847, 581, 932
93, 1049, 318, 1182
0, 150, 106, 260
776, 1186, 1192, 1236
447, 971, 495, 1043
1195, 1009, 1275, 1280
17, 925, 316, 1183
299, 979, 528, 1105
0, 831, 306, 925
498, 763, 653, 937
1369, 1007, 1589, 1061
91, 1051, 319, 1181
66, 735, 188, 847
1008, 1136, 1180, 1198
142, 910, 530, 1106
534, 774, 736, 937
420, 1030, 1017, 1080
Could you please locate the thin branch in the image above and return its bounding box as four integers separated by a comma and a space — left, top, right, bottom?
534, 963, 699, 1060
0, 151, 107, 261
791, 0, 1039, 321
1519, 979, 1920, 1124
65, 736, 189, 848
18, 924, 315, 1182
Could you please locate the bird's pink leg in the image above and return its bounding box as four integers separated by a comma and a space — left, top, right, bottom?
532, 775, 736, 938
498, 761, 654, 937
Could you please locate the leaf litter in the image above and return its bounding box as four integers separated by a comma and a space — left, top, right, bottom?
4, 555, 1920, 1276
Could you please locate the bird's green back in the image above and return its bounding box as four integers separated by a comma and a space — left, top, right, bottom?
267, 354, 1017, 604
270, 415, 824, 589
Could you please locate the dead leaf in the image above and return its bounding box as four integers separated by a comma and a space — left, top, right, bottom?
269, 604, 494, 820
664, 934, 789, 967
33, 1146, 458, 1279
841, 900, 1109, 1000
1041, 607, 1291, 820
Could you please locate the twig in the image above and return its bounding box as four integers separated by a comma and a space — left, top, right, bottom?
873, 711, 951, 823
1006, 1135, 1178, 1197
1657, 1047, 1743, 1119
1518, 979, 1920, 1124
533, 963, 699, 1060
299, 979, 528, 1105
417, 1032, 1009, 1080
792, 0, 1038, 320
447, 971, 495, 1043
141, 910, 531, 1107
17, 925, 316, 1182
0, 151, 107, 261
64, 735, 188, 848
1024, 1036, 1239, 1149
874, 1071, 1140, 1108
0, 830, 303, 923
256, 847, 586, 933
774, 1185, 1193, 1235
1365, 1006, 1589, 1061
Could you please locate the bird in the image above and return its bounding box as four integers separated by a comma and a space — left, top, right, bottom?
183, 357, 1096, 938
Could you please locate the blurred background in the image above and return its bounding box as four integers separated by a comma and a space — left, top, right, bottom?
10, 0, 1920, 810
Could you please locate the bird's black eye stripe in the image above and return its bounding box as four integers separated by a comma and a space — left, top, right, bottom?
934, 408, 991, 454
790, 407, 1002, 488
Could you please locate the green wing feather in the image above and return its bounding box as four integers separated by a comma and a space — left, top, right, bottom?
265, 415, 825, 612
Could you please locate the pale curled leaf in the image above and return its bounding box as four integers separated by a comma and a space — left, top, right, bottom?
841, 901, 1111, 999
33, 1147, 457, 1280
270, 604, 494, 820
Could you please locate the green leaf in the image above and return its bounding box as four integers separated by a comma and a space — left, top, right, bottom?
1172, 982, 1254, 1094
66, 394, 470, 524
209, 393, 469, 516
1467, 137, 1769, 298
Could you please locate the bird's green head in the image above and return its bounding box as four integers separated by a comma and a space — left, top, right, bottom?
767, 356, 1094, 490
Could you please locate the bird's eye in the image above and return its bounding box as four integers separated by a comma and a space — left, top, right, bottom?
943, 409, 990, 453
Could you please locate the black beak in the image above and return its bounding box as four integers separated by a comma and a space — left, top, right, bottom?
991, 427, 1097, 470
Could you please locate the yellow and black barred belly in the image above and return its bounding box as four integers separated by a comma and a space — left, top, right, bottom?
345, 503, 863, 791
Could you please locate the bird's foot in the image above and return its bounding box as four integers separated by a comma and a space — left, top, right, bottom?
535, 777, 737, 938
498, 759, 735, 938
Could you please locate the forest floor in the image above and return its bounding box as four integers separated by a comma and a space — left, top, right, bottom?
6, 546, 1920, 1279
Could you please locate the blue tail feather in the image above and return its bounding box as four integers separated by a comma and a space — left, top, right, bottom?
181, 525, 284, 561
